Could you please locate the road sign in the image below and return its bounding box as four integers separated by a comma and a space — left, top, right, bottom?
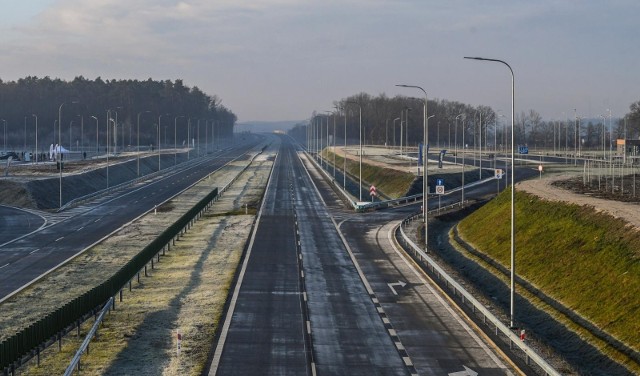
369, 185, 377, 196
518, 145, 529, 154
436, 178, 444, 186
435, 185, 445, 195
494, 168, 503, 179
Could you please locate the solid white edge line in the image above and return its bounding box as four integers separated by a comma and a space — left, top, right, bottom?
386, 222, 513, 374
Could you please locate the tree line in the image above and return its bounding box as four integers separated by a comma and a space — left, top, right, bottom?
290, 92, 640, 153
0, 76, 236, 152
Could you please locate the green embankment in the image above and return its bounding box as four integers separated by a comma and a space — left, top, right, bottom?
322, 150, 415, 199
458, 188, 640, 354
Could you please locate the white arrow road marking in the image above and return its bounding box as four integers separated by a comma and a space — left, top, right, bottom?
387, 280, 407, 296
448, 365, 478, 376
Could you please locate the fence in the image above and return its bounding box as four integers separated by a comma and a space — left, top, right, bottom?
1, 187, 219, 374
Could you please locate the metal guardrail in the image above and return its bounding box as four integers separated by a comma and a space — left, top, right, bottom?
397, 214, 560, 376
306, 150, 498, 212
63, 297, 114, 376
1, 144, 269, 374
58, 151, 224, 212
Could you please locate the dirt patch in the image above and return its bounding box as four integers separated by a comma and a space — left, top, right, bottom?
0, 180, 37, 208
518, 173, 640, 230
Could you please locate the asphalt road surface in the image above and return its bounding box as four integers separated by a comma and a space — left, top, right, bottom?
305, 149, 525, 375
0, 138, 261, 301
0, 206, 45, 246
211, 136, 411, 375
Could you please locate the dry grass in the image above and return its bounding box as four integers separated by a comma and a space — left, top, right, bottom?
457, 188, 640, 372
6, 139, 277, 375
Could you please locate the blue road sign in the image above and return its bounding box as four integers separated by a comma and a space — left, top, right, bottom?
518, 145, 529, 154
436, 178, 444, 186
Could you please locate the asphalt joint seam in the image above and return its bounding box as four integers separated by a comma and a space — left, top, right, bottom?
291, 176, 316, 375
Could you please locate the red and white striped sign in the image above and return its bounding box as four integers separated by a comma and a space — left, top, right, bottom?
369, 185, 377, 197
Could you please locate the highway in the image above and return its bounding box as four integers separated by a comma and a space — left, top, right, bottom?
0, 138, 261, 301
306, 147, 525, 375
211, 136, 526, 375
211, 137, 410, 375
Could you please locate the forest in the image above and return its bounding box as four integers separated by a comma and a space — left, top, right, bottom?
0, 76, 236, 153
290, 92, 640, 154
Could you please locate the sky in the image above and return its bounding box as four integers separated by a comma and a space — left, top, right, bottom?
0, 0, 638, 123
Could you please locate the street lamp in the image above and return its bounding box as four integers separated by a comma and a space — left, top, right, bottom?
343, 108, 348, 189
333, 107, 339, 178
32, 115, 38, 164
346, 101, 363, 202
393, 117, 400, 149
396, 84, 428, 255
455, 113, 464, 165
91, 116, 98, 156
158, 114, 169, 171
174, 115, 185, 166
59, 101, 79, 208
464, 56, 516, 328
1, 119, 6, 152
137, 111, 151, 177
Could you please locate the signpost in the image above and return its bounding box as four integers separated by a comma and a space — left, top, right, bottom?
435, 178, 444, 211
369, 185, 377, 202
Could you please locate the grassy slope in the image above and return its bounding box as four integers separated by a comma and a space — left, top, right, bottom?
323, 150, 415, 199
457, 188, 640, 352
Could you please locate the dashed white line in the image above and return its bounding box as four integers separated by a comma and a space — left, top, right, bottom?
30, 249, 40, 254
55, 237, 64, 242
95, 218, 101, 223
77, 226, 84, 231
0, 263, 9, 269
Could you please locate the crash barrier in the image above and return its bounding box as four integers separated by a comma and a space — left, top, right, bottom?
397, 213, 560, 376
0, 187, 219, 375
58, 150, 224, 212
63, 297, 114, 376
306, 149, 496, 212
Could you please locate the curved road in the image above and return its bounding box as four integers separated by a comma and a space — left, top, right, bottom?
0, 206, 46, 246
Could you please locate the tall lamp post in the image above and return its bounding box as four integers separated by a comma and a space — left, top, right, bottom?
91, 116, 98, 156
455, 113, 464, 165
464, 56, 516, 328
158, 114, 169, 171
59, 101, 78, 208
1, 119, 6, 152
174, 116, 185, 166
393, 117, 400, 149
32, 114, 38, 164
396, 84, 428, 254
343, 108, 348, 189
346, 101, 363, 202
137, 111, 151, 177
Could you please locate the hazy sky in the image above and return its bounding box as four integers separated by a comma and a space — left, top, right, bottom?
0, 1, 638, 122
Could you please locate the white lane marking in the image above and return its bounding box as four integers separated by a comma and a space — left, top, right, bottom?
55, 237, 64, 242
77, 226, 84, 231
30, 249, 40, 254
386, 224, 512, 373
95, 218, 101, 223
0, 263, 9, 269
